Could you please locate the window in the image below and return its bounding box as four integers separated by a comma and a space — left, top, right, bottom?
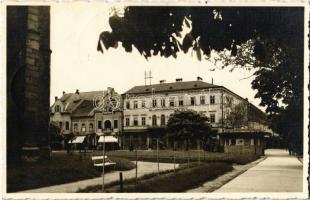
126, 101, 130, 109
231, 139, 236, 146
141, 117, 146, 126
141, 101, 146, 108
55, 105, 60, 112
133, 117, 138, 126
178, 97, 183, 106
125, 118, 130, 126
81, 123, 86, 132
104, 120, 112, 129
134, 101, 138, 109
190, 97, 196, 105
210, 95, 215, 104
65, 121, 69, 130
89, 123, 93, 132
160, 98, 165, 107
152, 99, 157, 108
74, 123, 78, 132
97, 120, 102, 129
200, 96, 205, 105
114, 120, 118, 129
169, 98, 175, 107
152, 115, 157, 126
59, 122, 63, 129
210, 113, 215, 123
160, 114, 166, 126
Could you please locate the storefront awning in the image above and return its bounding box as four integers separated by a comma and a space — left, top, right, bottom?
69, 136, 86, 144
98, 136, 118, 143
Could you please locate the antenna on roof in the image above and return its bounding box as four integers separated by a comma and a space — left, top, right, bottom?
144, 70, 153, 86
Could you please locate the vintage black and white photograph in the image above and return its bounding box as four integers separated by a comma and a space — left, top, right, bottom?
2, 1, 309, 199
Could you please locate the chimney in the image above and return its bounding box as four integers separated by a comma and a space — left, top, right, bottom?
159, 80, 166, 84
55, 96, 58, 101
211, 78, 214, 85
197, 76, 203, 81
75, 89, 79, 94
176, 78, 183, 82
62, 91, 66, 95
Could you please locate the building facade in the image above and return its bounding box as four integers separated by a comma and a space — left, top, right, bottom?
50, 79, 271, 155
50, 88, 122, 149
121, 78, 272, 155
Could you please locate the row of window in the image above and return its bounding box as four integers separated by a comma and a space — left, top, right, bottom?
125, 115, 167, 126
96, 120, 119, 130
73, 123, 93, 132
59, 121, 70, 130
58, 113, 216, 131
59, 120, 119, 133
124, 113, 216, 127
126, 95, 216, 109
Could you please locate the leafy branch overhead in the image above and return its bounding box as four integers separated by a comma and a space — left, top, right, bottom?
97, 7, 304, 153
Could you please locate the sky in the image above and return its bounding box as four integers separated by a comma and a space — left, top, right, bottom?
50, 4, 263, 110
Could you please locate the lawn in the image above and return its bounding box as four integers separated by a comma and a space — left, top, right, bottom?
7, 153, 135, 192
106, 150, 260, 165
79, 162, 233, 193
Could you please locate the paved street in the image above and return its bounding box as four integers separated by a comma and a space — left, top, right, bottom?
19, 161, 178, 193
215, 149, 303, 192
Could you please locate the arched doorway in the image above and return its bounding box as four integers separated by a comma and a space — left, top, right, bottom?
104, 120, 112, 130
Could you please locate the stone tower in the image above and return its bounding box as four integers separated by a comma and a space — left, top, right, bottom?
7, 6, 51, 163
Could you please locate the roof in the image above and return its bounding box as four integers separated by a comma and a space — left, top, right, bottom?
71, 100, 94, 117
58, 91, 103, 114
123, 81, 221, 95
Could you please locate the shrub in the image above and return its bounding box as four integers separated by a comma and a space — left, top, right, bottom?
110, 157, 136, 171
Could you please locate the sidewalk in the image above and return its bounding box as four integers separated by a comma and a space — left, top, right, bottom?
215, 149, 303, 192
19, 161, 178, 193
186, 157, 266, 192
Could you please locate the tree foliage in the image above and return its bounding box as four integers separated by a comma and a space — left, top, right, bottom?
98, 7, 304, 151
166, 110, 212, 141
225, 102, 247, 129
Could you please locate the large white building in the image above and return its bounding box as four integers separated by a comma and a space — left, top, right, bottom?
121, 78, 271, 154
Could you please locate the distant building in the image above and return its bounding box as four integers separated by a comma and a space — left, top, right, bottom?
50, 88, 122, 149
121, 77, 272, 155
50, 78, 272, 155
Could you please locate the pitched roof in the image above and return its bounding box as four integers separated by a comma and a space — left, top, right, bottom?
59, 91, 103, 113
71, 100, 94, 117
123, 81, 221, 95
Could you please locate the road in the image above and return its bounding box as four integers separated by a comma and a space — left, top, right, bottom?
215, 149, 303, 192
19, 161, 178, 193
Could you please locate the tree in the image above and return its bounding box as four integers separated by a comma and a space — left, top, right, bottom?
225, 102, 247, 129
166, 110, 212, 146
97, 7, 304, 153
49, 122, 64, 150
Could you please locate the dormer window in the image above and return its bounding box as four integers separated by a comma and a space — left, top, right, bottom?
55, 105, 61, 112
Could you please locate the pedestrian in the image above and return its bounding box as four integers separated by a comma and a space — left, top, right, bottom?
288, 144, 292, 155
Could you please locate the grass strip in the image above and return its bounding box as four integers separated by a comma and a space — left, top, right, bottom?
79, 162, 233, 193
7, 154, 135, 192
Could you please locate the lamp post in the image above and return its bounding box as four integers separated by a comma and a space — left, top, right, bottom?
102, 134, 105, 192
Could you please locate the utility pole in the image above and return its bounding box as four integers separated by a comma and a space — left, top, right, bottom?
144, 70, 152, 86
135, 148, 138, 184
102, 134, 105, 192
157, 138, 159, 176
